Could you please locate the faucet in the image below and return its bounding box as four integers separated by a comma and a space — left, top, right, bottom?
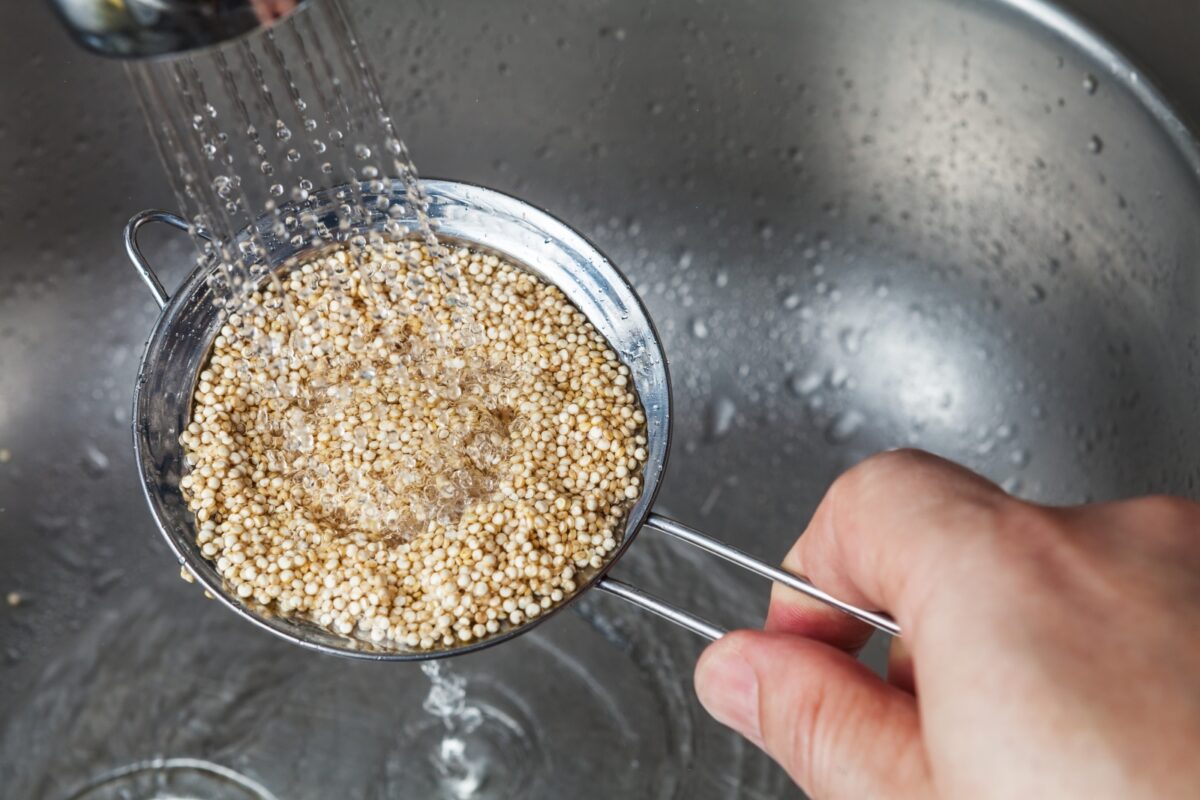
49, 0, 311, 59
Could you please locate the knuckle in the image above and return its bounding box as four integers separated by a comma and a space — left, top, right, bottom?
1121, 495, 1200, 556
839, 449, 926, 493
985, 501, 1065, 561
1131, 494, 1200, 530
825, 450, 920, 520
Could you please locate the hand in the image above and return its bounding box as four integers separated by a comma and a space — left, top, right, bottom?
694, 450, 1200, 798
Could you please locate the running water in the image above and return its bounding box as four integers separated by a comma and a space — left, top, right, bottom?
125, 1, 496, 791
124, 0, 449, 311
420, 662, 489, 798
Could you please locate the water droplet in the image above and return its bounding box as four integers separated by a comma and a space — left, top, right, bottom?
1028, 284, 1047, 303
93, 568, 125, 594
705, 396, 737, 441
275, 122, 292, 142
874, 278, 891, 298
81, 444, 110, 477
827, 365, 849, 389
1088, 135, 1103, 154
715, 271, 729, 288
689, 317, 709, 339
1011, 448, 1031, 468
270, 183, 284, 197
787, 371, 823, 396
824, 409, 864, 444
1001, 476, 1023, 494
1083, 74, 1098, 94
259, 160, 274, 176
286, 148, 301, 163
781, 292, 801, 311
355, 144, 372, 160
838, 327, 863, 355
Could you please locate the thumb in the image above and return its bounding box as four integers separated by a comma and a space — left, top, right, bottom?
695, 630, 931, 799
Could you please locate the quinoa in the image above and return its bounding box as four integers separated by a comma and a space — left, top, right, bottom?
179, 241, 647, 650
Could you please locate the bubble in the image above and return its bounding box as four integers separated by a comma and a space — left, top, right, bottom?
355, 144, 372, 160
286, 148, 301, 163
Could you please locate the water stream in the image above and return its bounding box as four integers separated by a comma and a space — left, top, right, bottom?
123, 1, 497, 789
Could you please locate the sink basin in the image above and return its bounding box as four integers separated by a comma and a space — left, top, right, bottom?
2, 0, 1198, 797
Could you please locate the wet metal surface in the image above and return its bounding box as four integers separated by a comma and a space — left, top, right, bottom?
2, 0, 1200, 797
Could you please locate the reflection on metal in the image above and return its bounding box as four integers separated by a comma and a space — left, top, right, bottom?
49, 0, 311, 59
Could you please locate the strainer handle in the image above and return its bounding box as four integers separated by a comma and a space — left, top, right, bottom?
596, 513, 900, 640
123, 209, 209, 308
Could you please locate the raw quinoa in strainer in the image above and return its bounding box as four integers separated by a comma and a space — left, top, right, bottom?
178, 240, 648, 650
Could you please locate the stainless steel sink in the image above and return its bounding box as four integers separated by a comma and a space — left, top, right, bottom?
2, 0, 1199, 797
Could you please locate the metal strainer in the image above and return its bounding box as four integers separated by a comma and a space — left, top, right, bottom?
126, 179, 898, 661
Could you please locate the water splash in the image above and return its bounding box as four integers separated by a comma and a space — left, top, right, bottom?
419, 662, 490, 798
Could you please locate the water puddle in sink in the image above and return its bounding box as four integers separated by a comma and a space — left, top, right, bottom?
65, 758, 277, 800
0, 537, 791, 798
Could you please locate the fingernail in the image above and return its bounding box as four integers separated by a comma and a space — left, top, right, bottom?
695, 644, 763, 746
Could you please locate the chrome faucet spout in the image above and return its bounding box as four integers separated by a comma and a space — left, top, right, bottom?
48, 0, 311, 59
